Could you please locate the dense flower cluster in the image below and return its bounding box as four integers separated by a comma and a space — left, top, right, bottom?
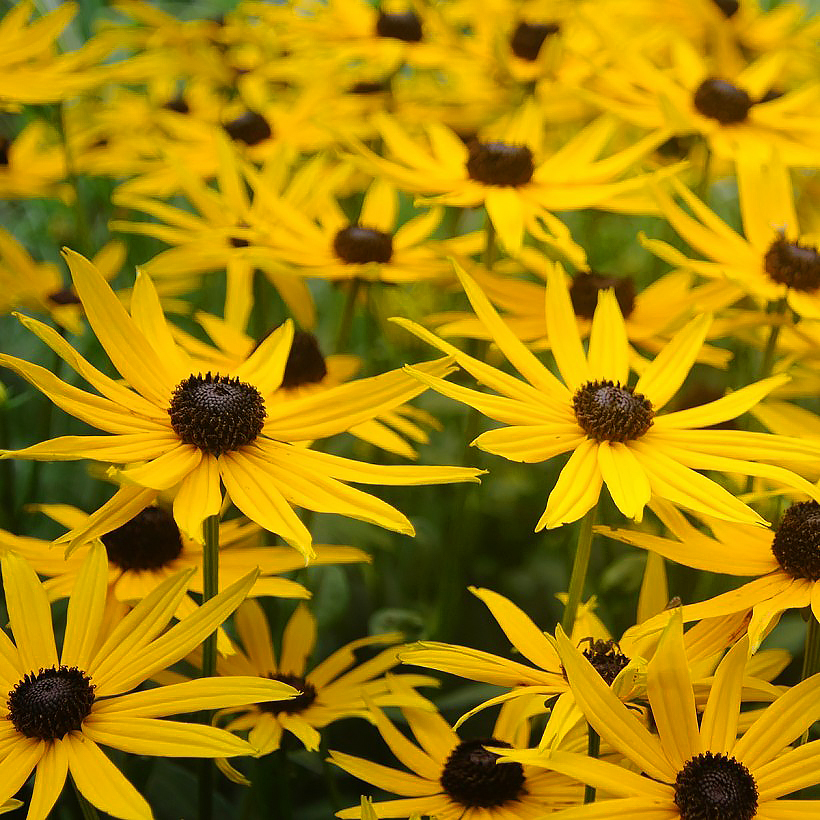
1, 0, 820, 818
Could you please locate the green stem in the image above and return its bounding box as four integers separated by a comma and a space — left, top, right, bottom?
759, 297, 788, 382
561, 504, 597, 636
201, 514, 220, 678
695, 145, 712, 204
584, 726, 600, 804
483, 212, 497, 270
334, 278, 362, 354
799, 613, 820, 746
71, 777, 100, 820
199, 514, 219, 820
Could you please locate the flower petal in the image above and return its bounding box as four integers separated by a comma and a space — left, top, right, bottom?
61, 543, 108, 671
598, 442, 651, 522
545, 263, 589, 391
27, 740, 68, 820
587, 289, 629, 384
539, 439, 603, 529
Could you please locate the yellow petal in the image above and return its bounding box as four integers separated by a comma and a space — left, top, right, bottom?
280, 604, 316, 676
539, 439, 603, 529
1, 551, 57, 672
598, 442, 651, 522
484, 187, 525, 255
587, 289, 629, 384
172, 455, 222, 543
27, 740, 69, 820
545, 263, 589, 391
700, 636, 750, 754
61, 543, 108, 670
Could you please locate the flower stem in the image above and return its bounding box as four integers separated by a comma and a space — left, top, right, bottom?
199, 513, 220, 820
759, 297, 788, 382
561, 504, 597, 636
584, 726, 600, 804
483, 211, 497, 270
201, 513, 220, 678
800, 613, 820, 746
71, 776, 99, 820
334, 278, 362, 354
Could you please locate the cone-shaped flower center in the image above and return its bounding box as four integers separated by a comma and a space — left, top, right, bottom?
581, 639, 630, 685
510, 21, 560, 61
466, 142, 535, 187
281, 330, 328, 389
764, 235, 820, 292
569, 271, 636, 320
224, 111, 272, 145
693, 78, 753, 124
771, 500, 820, 580
573, 381, 654, 442
712, 0, 739, 17
259, 673, 317, 715
375, 10, 423, 41
675, 752, 758, 820
440, 738, 525, 808
8, 666, 95, 740
333, 225, 394, 264
101, 506, 184, 572
169, 372, 266, 456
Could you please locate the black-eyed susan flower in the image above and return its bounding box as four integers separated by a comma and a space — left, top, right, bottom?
330, 693, 582, 818
401, 586, 774, 729
174, 311, 440, 460
0, 502, 368, 614
0, 250, 482, 558
344, 104, 674, 254
602, 497, 820, 651
645, 149, 820, 321
397, 262, 820, 530
179, 599, 436, 756
503, 614, 820, 818
0, 544, 298, 820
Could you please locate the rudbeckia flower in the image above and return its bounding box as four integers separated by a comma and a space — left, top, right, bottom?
183, 599, 436, 757
429, 248, 733, 368
644, 149, 820, 320
0, 250, 482, 558
401, 587, 777, 728
344, 106, 674, 254
502, 614, 820, 818
0, 503, 368, 614
330, 693, 582, 818
397, 262, 820, 529
602, 497, 820, 650
175, 311, 440, 460
0, 545, 298, 820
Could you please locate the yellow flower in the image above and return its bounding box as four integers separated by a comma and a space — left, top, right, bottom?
174, 311, 441, 460
602, 497, 820, 651
0, 250, 482, 558
503, 614, 820, 819
0, 502, 368, 617
644, 149, 820, 320
0, 545, 297, 820
192, 599, 435, 756
345, 104, 674, 254
330, 693, 582, 818
398, 262, 820, 529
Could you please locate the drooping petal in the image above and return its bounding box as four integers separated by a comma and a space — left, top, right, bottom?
27, 740, 69, 820
598, 442, 651, 522
326, 750, 435, 797
539, 439, 603, 529
172, 454, 222, 543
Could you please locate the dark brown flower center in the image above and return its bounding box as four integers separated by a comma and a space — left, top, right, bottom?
280, 330, 328, 389
771, 500, 820, 580
440, 738, 525, 808
569, 271, 636, 320
375, 10, 423, 42
101, 506, 183, 572
764, 235, 820, 292
712, 0, 739, 17
693, 78, 753, 124
466, 142, 535, 187
675, 752, 758, 820
259, 673, 317, 715
224, 111, 272, 145
510, 21, 560, 61
349, 80, 390, 95
581, 639, 630, 685
0, 137, 9, 166
573, 380, 654, 442
48, 287, 81, 306
169, 372, 266, 456
8, 666, 95, 740
164, 95, 190, 114
333, 224, 393, 264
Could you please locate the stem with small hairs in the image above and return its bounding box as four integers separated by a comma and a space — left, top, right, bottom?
561, 504, 597, 636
